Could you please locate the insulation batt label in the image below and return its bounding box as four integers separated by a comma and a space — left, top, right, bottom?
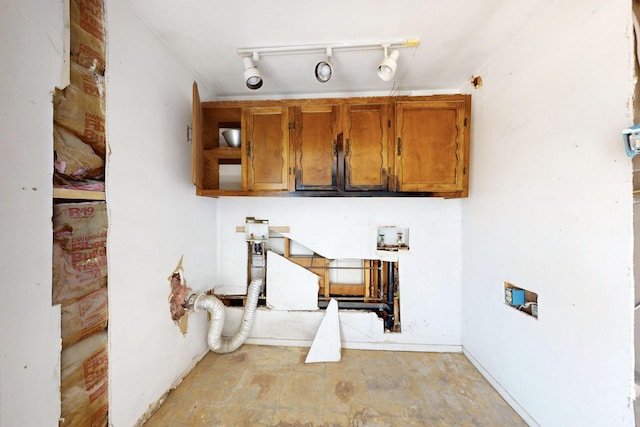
78, 44, 105, 71
91, 404, 109, 425
53, 202, 107, 304
67, 205, 97, 218
83, 347, 108, 390
70, 231, 107, 275
78, 0, 105, 40
72, 251, 107, 274
88, 380, 107, 403
78, 289, 108, 333
71, 232, 107, 250
84, 113, 105, 144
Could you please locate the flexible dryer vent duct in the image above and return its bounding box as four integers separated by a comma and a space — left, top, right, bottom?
192, 279, 262, 354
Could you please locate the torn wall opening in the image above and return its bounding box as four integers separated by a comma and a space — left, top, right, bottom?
221, 233, 401, 333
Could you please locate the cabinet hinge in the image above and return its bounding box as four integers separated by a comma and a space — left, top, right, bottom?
388, 120, 391, 128
464, 118, 467, 126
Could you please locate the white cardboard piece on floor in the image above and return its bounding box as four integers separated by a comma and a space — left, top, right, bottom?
305, 298, 341, 363
266, 251, 319, 311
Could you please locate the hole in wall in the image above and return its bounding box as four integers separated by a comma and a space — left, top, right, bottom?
504, 281, 538, 318
471, 75, 483, 88
168, 256, 192, 334
271, 235, 402, 332
219, 222, 403, 333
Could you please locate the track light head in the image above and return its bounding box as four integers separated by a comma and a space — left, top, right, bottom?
237, 39, 418, 88
243, 55, 263, 90
315, 48, 333, 83
315, 61, 333, 83
377, 48, 399, 82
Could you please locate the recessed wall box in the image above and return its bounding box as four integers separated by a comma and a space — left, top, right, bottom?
622, 123, 640, 157
245, 217, 269, 242
504, 282, 538, 318
376, 226, 409, 251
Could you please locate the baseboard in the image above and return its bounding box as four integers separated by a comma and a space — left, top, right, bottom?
245, 337, 462, 353
133, 347, 209, 427
463, 347, 539, 426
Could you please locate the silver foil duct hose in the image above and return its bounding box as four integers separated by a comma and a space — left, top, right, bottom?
192, 278, 262, 354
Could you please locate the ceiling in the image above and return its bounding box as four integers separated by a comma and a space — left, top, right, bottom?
124, 0, 545, 99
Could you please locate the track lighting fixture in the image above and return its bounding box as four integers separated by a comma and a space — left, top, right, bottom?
315, 48, 333, 83
377, 46, 400, 82
238, 38, 419, 89
243, 53, 263, 90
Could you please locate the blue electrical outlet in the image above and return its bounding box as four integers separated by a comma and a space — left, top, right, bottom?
622, 123, 640, 157
505, 288, 525, 306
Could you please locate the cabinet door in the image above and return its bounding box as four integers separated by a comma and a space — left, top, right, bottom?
395, 99, 469, 195
343, 103, 390, 191
192, 82, 204, 187
294, 104, 339, 191
243, 106, 290, 191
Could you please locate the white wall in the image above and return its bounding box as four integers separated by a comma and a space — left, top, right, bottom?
462, 1, 635, 425
3, 1, 634, 425
215, 197, 463, 350
106, 1, 218, 425
0, 1, 66, 425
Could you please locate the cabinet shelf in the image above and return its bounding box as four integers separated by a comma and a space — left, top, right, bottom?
204, 147, 241, 161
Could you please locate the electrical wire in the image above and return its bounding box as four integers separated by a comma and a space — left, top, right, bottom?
389, 48, 417, 97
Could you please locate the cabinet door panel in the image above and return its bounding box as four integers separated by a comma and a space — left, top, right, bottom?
295, 105, 338, 190
396, 100, 468, 193
244, 107, 289, 191
192, 82, 203, 187
344, 104, 389, 191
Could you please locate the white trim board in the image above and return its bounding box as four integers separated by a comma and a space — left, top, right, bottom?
244, 337, 462, 353
463, 347, 539, 427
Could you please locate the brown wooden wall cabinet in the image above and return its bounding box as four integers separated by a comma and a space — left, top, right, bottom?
192, 82, 470, 198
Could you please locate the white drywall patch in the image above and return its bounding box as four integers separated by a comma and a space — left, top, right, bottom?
305, 298, 341, 363
266, 251, 319, 310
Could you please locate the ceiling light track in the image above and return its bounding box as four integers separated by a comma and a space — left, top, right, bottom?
237, 38, 420, 89
237, 38, 420, 57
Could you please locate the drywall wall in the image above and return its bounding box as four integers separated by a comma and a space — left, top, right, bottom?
105, 1, 218, 425
461, 0, 635, 425
0, 2, 66, 426
215, 197, 463, 350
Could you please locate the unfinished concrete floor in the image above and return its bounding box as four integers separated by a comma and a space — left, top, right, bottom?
143, 345, 526, 426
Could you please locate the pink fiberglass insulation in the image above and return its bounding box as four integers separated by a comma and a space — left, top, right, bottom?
169, 272, 191, 322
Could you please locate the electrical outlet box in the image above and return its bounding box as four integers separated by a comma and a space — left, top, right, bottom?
504, 282, 538, 318
245, 217, 269, 242
376, 226, 409, 251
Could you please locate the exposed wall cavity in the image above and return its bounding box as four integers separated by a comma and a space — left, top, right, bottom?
241, 232, 402, 332
633, 1, 640, 123
168, 257, 192, 335
471, 75, 483, 88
